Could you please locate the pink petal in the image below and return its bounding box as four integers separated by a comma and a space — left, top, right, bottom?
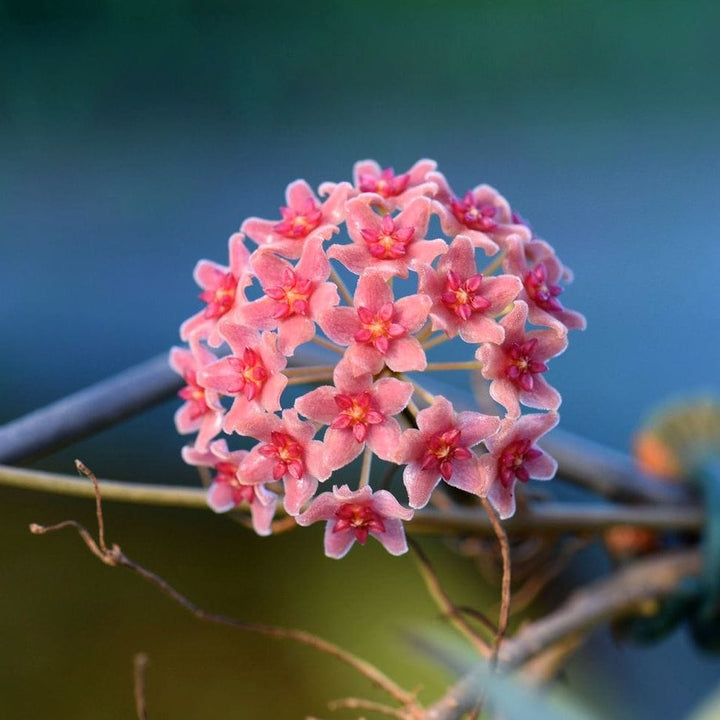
207, 482, 238, 513
250, 493, 278, 536
295, 236, 331, 282
323, 525, 356, 559
308, 282, 341, 320
372, 519, 409, 556
327, 243, 375, 277
403, 464, 442, 509
318, 306, 359, 345
323, 427, 365, 470
456, 411, 501, 448
415, 396, 455, 434
285, 179, 315, 209
366, 419, 402, 463
372, 377, 414, 416
295, 385, 339, 424
283, 476, 319, 516
258, 372, 287, 413
277, 315, 316, 355
444, 455, 486, 496
354, 271, 393, 309
383, 336, 427, 373
394, 294, 432, 334
370, 489, 414, 521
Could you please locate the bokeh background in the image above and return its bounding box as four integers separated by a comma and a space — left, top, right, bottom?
2, 1, 720, 718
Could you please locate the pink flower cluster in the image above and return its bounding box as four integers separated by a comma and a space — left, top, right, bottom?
171, 159, 585, 558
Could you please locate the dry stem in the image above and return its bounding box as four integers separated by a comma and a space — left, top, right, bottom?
480, 498, 511, 663
422, 547, 702, 720
30, 461, 423, 717
409, 539, 493, 658
133, 653, 149, 720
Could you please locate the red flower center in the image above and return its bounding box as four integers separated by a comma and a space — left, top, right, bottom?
264, 269, 313, 319
333, 503, 386, 544
360, 215, 415, 260
178, 371, 209, 420
273, 198, 322, 238
505, 339, 548, 392
200, 272, 237, 319
450, 192, 498, 232
420, 428, 472, 480
498, 439, 542, 487
214, 461, 255, 504
259, 431, 305, 480
524, 263, 563, 312
441, 270, 491, 320
353, 302, 406, 353
358, 168, 410, 198
226, 348, 269, 401
330, 392, 385, 443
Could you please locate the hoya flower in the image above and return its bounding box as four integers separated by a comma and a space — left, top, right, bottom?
398, 396, 501, 508
241, 180, 351, 259
169, 342, 224, 451
478, 412, 559, 519
180, 233, 252, 347
196, 323, 288, 432
296, 485, 414, 558
182, 440, 278, 536
427, 172, 517, 254
476, 300, 568, 418
418, 235, 522, 344
319, 271, 431, 376
174, 159, 583, 553
239, 237, 340, 355
239, 409, 329, 516
350, 158, 439, 210
504, 235, 586, 333
295, 360, 413, 471
329, 196, 447, 279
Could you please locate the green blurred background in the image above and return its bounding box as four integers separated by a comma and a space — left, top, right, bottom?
2, 1, 719, 718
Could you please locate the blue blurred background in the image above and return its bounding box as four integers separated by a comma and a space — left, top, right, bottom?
2, 1, 719, 718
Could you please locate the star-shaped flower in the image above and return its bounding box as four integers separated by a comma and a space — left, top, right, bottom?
295, 360, 413, 471
427, 172, 519, 254
182, 440, 278, 536
296, 485, 413, 558
169, 341, 224, 451
239, 237, 339, 355
319, 271, 431, 376
418, 235, 522, 344
329, 196, 446, 279
476, 300, 568, 417
239, 409, 329, 516
196, 323, 288, 432
241, 180, 351, 259
503, 235, 586, 333
477, 412, 559, 519
398, 396, 500, 508
180, 233, 253, 347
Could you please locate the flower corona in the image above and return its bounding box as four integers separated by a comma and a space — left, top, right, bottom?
171, 159, 585, 557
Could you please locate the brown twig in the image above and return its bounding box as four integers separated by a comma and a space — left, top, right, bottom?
328, 697, 411, 719
480, 499, 511, 662
508, 537, 591, 616
133, 653, 149, 720
408, 539, 493, 658
29, 462, 422, 716
498, 547, 701, 668
422, 547, 702, 720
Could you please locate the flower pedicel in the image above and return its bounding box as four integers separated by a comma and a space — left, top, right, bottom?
171, 159, 585, 557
